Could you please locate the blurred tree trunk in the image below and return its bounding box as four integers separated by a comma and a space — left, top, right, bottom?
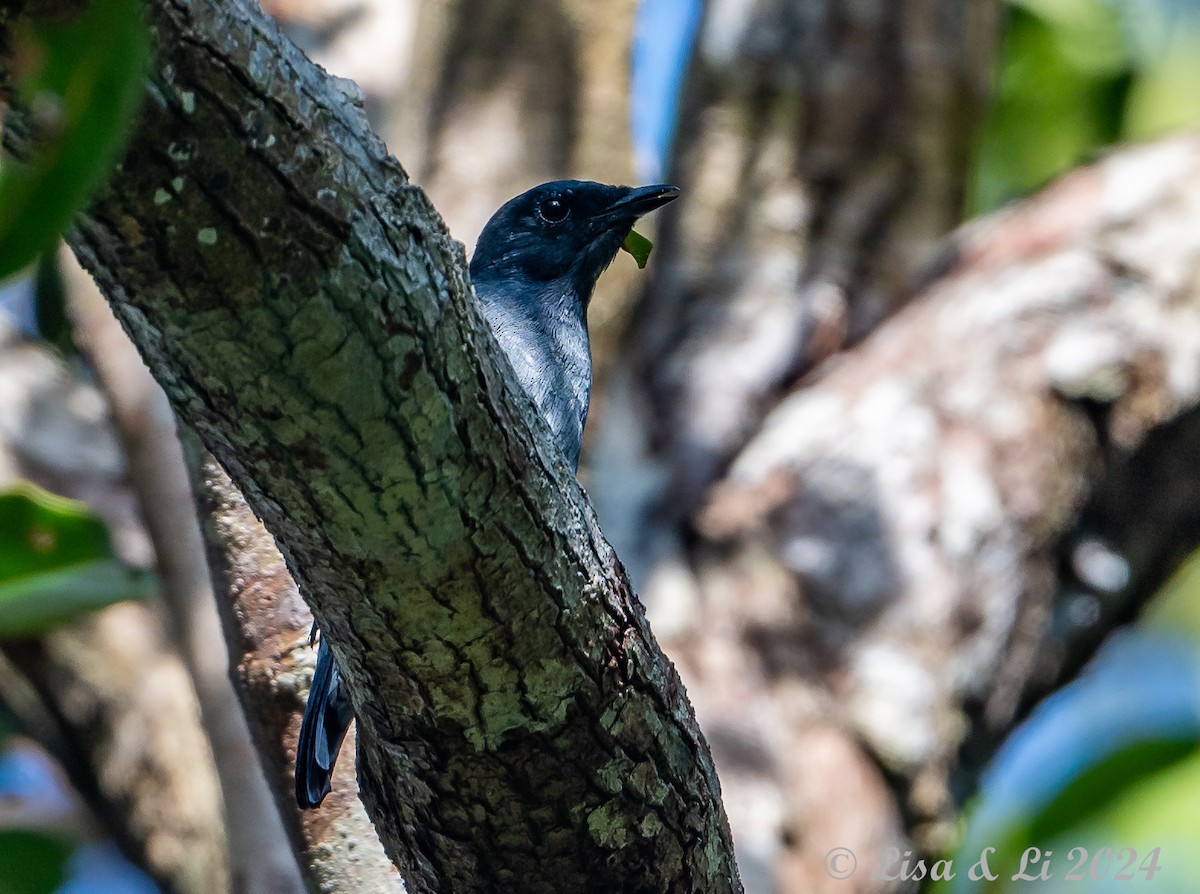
0, 327, 230, 894
608, 0, 1000, 529
380, 0, 643, 390
4, 607, 229, 894
593, 7, 1002, 888
381, 0, 635, 243
583, 4, 1200, 894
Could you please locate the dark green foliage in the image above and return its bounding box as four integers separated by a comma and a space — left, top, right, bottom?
0, 482, 154, 636
0, 0, 148, 281
972, 0, 1200, 212
0, 831, 71, 894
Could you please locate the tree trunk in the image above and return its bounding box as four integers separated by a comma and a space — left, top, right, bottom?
63, 252, 308, 894
601, 32, 1200, 893
9, 2, 1199, 893
32, 0, 743, 891
611, 0, 999, 525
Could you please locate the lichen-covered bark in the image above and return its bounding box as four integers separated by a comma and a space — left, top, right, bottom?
55, 0, 741, 891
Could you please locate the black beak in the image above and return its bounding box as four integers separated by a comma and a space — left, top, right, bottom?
604, 184, 681, 220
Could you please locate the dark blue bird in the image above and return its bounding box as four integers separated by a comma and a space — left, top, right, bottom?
295, 180, 679, 808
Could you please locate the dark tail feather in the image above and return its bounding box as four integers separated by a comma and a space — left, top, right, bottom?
295, 638, 354, 808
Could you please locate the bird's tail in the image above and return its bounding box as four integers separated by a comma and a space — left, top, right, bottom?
295, 638, 354, 808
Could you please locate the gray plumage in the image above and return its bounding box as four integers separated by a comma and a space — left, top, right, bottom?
295, 180, 678, 809
471, 180, 678, 466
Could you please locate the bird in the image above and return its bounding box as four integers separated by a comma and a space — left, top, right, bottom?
295, 180, 680, 808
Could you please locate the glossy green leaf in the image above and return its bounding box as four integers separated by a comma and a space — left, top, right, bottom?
940, 742, 1200, 893
0, 0, 148, 281
621, 229, 654, 269
0, 483, 154, 637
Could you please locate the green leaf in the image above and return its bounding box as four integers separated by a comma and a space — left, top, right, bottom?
969, 4, 1130, 212
1024, 738, 1197, 847
0, 0, 149, 281
0, 830, 71, 894
621, 229, 654, 269
0, 482, 154, 637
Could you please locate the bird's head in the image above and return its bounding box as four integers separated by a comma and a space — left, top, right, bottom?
469, 180, 679, 304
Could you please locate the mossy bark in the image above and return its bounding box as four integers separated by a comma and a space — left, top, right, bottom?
59, 0, 741, 891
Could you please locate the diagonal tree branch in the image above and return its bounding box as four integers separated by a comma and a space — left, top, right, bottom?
33, 0, 742, 891
695, 133, 1200, 864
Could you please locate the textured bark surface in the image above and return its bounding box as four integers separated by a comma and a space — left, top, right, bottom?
189, 446, 402, 893
6, 2, 1199, 892
252, 4, 644, 875
58, 0, 741, 891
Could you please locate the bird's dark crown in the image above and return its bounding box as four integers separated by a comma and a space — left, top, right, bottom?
469, 180, 678, 297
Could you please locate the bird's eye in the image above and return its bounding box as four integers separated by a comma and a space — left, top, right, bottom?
536, 196, 570, 224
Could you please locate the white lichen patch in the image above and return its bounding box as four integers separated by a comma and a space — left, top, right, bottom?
171, 176, 185, 193
1043, 326, 1130, 401
154, 188, 172, 205
938, 449, 1003, 559
845, 643, 938, 769
197, 228, 218, 246
1071, 537, 1131, 593
180, 91, 196, 114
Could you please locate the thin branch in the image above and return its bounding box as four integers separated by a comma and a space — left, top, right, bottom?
0, 324, 228, 894
4, 605, 230, 894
